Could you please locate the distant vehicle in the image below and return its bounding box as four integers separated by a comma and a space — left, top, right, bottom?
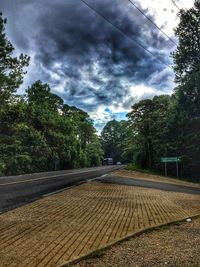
116, 161, 122, 165
103, 158, 113, 165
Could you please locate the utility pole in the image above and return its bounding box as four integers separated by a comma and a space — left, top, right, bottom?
176, 161, 179, 177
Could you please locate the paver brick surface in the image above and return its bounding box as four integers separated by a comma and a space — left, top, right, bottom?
0, 182, 200, 267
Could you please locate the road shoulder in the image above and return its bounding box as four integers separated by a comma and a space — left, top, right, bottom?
112, 169, 200, 188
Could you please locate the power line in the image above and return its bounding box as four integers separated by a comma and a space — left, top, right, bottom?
80, 0, 174, 71
171, 0, 181, 11
128, 0, 178, 46
171, 0, 195, 16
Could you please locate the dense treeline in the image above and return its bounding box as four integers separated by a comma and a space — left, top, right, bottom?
100, 119, 130, 164
101, 1, 200, 180
0, 14, 103, 176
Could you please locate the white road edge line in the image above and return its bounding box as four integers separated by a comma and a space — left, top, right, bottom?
42, 188, 66, 197
42, 173, 110, 198
100, 174, 108, 178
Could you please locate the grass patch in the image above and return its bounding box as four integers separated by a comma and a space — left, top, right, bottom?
152, 224, 171, 231
126, 163, 161, 176
84, 248, 107, 260
65, 247, 109, 266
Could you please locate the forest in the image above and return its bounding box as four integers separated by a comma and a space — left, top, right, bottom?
0, 1, 200, 180
101, 1, 200, 180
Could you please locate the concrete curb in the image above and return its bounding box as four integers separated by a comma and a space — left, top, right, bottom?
58, 213, 200, 267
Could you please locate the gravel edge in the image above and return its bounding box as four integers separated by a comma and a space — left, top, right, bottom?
58, 214, 200, 267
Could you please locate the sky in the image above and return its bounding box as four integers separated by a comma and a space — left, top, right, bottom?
0, 0, 194, 132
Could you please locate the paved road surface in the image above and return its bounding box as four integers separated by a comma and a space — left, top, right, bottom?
97, 175, 200, 195
0, 166, 122, 213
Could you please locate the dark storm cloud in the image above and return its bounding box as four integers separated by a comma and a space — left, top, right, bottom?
0, 0, 174, 113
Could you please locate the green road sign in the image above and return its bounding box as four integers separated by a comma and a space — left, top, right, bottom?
161, 157, 181, 163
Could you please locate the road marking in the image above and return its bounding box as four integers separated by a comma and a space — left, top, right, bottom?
86, 174, 109, 183
0, 168, 116, 187
42, 188, 66, 197
100, 174, 108, 178
42, 174, 110, 197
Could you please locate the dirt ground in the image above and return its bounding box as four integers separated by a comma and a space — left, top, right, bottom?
73, 216, 200, 267
0, 179, 200, 267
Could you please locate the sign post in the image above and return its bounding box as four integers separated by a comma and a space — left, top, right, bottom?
164, 162, 167, 176
176, 161, 179, 177
160, 157, 181, 177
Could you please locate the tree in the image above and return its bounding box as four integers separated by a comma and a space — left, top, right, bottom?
172, 1, 200, 82
127, 95, 172, 170
62, 104, 103, 168
0, 13, 29, 175
171, 0, 200, 178
100, 119, 129, 163
0, 13, 29, 107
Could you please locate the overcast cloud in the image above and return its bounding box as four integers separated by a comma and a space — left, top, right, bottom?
0, 0, 194, 131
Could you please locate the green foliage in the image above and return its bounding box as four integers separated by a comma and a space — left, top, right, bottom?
172, 1, 200, 82
0, 13, 29, 108
126, 163, 141, 171
100, 119, 129, 163
0, 159, 6, 176
0, 79, 103, 175
126, 95, 172, 170
170, 1, 200, 178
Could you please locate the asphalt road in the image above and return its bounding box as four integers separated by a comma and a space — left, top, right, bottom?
0, 165, 122, 213
97, 175, 200, 195
1, 167, 199, 213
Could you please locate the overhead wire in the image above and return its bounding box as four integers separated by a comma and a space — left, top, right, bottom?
171, 0, 181, 11
80, 0, 174, 71
171, 0, 195, 19
127, 0, 178, 46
